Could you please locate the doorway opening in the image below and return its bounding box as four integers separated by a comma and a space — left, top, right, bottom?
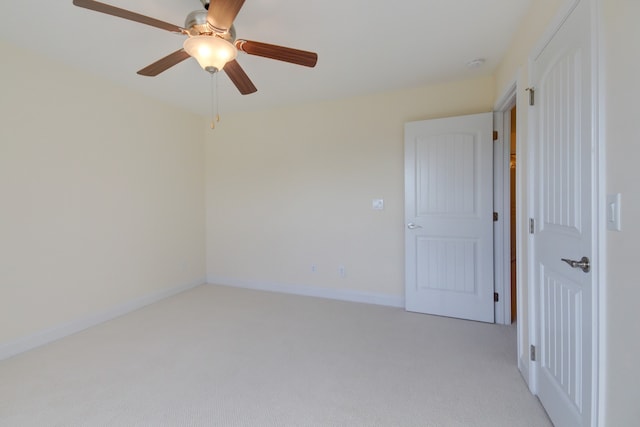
494, 86, 517, 326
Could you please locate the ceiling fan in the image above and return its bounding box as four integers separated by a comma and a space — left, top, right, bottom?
72, 0, 318, 95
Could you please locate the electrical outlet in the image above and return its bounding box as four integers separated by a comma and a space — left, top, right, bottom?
311, 264, 317, 273
338, 265, 346, 278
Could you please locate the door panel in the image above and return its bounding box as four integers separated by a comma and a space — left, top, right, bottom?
532, 0, 593, 425
416, 132, 477, 215
405, 113, 494, 323
417, 237, 477, 293
541, 267, 584, 410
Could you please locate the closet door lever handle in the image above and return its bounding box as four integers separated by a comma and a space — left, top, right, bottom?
561, 256, 590, 273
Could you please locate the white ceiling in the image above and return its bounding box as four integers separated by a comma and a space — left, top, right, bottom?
0, 0, 531, 116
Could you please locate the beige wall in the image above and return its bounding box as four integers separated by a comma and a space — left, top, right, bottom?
206, 76, 495, 299
0, 40, 207, 345
601, 0, 640, 424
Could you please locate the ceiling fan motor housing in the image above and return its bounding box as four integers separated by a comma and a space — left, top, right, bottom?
184, 10, 236, 41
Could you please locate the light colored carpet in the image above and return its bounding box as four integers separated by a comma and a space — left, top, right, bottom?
0, 285, 552, 426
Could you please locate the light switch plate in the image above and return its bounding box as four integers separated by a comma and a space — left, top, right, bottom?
372, 199, 384, 210
606, 193, 621, 231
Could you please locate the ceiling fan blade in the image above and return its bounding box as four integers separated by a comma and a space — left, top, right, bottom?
207, 0, 246, 31
72, 0, 184, 33
223, 60, 257, 95
235, 40, 318, 68
137, 49, 191, 77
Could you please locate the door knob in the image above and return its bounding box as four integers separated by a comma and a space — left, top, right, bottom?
561, 256, 590, 273
407, 223, 422, 230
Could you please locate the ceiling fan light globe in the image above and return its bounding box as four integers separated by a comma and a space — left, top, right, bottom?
183, 36, 237, 72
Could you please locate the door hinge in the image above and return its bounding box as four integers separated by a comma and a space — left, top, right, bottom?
530, 345, 536, 361
529, 218, 535, 234
493, 212, 499, 222
494, 292, 499, 302
493, 130, 499, 141
526, 87, 535, 106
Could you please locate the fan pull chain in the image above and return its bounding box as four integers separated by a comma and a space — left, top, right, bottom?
209, 72, 216, 129
208, 71, 222, 130
216, 71, 220, 124
216, 72, 220, 123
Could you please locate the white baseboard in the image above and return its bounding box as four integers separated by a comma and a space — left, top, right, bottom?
519, 354, 532, 391
0, 279, 205, 361
207, 275, 405, 308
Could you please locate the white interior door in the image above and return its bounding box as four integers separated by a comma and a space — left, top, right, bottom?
531, 1, 594, 425
404, 113, 494, 323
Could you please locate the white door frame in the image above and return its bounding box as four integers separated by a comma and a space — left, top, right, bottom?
494, 81, 530, 383
525, 0, 603, 424
493, 83, 517, 326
